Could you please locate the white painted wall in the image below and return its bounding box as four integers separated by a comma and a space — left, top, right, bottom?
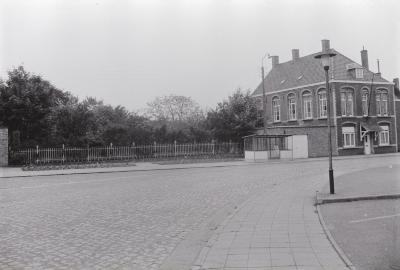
292, 135, 308, 158
245, 150, 269, 161
280, 150, 292, 159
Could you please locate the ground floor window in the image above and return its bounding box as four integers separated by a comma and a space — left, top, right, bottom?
379, 125, 389, 145
342, 126, 355, 148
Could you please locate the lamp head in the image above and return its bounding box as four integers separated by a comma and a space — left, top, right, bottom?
314, 49, 337, 69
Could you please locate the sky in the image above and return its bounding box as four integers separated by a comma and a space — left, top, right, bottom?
1, 0, 399, 112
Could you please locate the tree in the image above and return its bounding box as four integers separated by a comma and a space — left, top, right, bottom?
146, 94, 204, 123
0, 66, 72, 147
206, 89, 258, 142
145, 94, 207, 143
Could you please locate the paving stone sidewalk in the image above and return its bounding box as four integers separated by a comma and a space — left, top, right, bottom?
191, 175, 350, 270
317, 164, 400, 203
190, 156, 400, 270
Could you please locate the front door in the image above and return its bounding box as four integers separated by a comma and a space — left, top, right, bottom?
364, 133, 371, 155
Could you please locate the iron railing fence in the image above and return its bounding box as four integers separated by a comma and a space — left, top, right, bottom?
10, 142, 244, 165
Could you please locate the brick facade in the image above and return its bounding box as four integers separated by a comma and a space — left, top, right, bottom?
252, 40, 398, 157
255, 81, 397, 157
396, 99, 400, 151
0, 128, 8, 166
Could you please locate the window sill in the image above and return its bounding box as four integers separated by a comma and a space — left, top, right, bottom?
273, 121, 281, 123
378, 144, 390, 147
343, 146, 357, 149
288, 119, 297, 122
318, 117, 327, 120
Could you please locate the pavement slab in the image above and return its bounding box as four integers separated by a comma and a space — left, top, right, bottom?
318, 165, 400, 270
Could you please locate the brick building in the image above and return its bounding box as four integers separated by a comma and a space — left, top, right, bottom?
0, 127, 8, 166
252, 39, 397, 157
394, 78, 400, 151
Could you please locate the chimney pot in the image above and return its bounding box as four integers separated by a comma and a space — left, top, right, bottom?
292, 49, 300, 61
271, 55, 279, 68
321, 39, 330, 52
361, 48, 369, 69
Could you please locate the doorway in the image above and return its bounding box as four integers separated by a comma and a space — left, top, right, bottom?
364, 133, 371, 155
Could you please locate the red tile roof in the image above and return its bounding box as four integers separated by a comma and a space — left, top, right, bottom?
252, 49, 389, 96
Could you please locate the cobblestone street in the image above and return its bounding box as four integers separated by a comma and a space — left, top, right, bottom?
1, 155, 399, 270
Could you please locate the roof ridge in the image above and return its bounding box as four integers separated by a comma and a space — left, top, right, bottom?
253, 47, 389, 97
274, 50, 321, 66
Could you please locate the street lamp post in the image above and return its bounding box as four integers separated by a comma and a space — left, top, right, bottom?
315, 49, 336, 194
261, 54, 268, 135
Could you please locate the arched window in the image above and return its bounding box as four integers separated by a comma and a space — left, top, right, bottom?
376, 90, 388, 116
318, 89, 327, 118
362, 90, 369, 116
340, 89, 354, 116
379, 124, 389, 145
302, 91, 312, 119
342, 125, 356, 148
287, 93, 296, 120
272, 97, 280, 122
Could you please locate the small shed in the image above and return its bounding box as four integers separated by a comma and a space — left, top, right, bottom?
243, 134, 308, 161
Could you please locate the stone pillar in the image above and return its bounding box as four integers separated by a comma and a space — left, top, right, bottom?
0, 128, 8, 166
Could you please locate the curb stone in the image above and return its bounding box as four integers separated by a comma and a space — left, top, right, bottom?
316, 193, 400, 205
0, 163, 247, 179
316, 203, 356, 270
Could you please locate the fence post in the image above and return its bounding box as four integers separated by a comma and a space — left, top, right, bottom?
62, 144, 65, 164
212, 140, 215, 156
174, 140, 177, 157
36, 145, 39, 165
134, 142, 135, 159
153, 141, 156, 158
87, 145, 90, 162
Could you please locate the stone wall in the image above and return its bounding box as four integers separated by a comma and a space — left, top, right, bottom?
0, 128, 8, 166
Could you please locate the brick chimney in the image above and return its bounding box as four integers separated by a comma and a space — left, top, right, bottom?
271, 55, 279, 68
361, 47, 369, 69
292, 49, 299, 61
321, 39, 330, 52
394, 78, 399, 90
394, 78, 400, 98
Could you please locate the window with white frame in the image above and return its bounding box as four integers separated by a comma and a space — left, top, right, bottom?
318, 90, 327, 118
302, 92, 312, 119
272, 97, 280, 122
340, 89, 354, 116
362, 91, 369, 116
376, 90, 388, 116
355, 68, 364, 79
288, 94, 296, 120
379, 125, 389, 145
342, 126, 356, 148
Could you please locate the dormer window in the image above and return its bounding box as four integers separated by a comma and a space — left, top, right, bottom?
355, 68, 364, 79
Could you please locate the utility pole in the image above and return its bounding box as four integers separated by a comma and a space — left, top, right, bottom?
261, 55, 268, 135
